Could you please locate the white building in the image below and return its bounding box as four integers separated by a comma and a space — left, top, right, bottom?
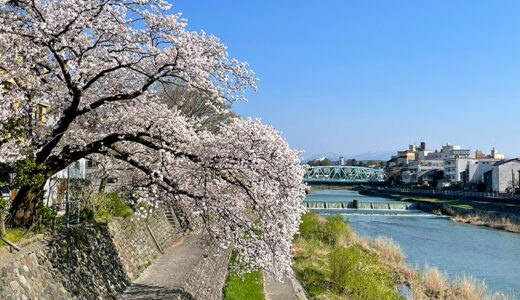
467, 160, 499, 183
492, 159, 520, 193
426, 143, 471, 160
444, 158, 503, 183
408, 159, 444, 173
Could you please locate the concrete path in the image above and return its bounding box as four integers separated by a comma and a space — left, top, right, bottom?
120, 232, 307, 300
264, 275, 308, 300
119, 234, 201, 299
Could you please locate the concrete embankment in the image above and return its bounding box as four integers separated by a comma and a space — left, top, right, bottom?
362, 188, 520, 233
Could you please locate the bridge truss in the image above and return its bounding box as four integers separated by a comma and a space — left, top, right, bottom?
303, 166, 386, 184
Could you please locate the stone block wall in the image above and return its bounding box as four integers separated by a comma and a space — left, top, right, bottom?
183, 244, 232, 300
0, 243, 74, 300
108, 209, 178, 280
0, 208, 180, 299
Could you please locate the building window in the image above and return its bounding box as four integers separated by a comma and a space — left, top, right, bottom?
107, 178, 118, 184
87, 160, 96, 168
36, 103, 49, 123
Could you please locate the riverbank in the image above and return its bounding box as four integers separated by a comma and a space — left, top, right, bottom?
306, 185, 357, 195
361, 188, 520, 233
294, 212, 511, 300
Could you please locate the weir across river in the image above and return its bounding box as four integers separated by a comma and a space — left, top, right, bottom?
304, 200, 418, 210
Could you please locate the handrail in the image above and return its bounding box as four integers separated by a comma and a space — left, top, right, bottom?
374, 187, 520, 200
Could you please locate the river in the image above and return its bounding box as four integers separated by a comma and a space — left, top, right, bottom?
305, 189, 520, 298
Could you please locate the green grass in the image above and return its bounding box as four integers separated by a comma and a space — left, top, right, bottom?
402, 196, 474, 209
328, 245, 400, 299
309, 185, 353, 191
224, 253, 265, 300
294, 212, 403, 300
92, 193, 134, 223
0, 228, 27, 247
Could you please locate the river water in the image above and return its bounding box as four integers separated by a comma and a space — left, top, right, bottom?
305, 189, 520, 298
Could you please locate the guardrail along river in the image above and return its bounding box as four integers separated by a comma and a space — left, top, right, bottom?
305, 189, 520, 297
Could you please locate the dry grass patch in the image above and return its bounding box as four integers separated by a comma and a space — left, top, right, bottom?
451, 214, 520, 233
411, 266, 512, 300
422, 267, 449, 299
373, 237, 406, 266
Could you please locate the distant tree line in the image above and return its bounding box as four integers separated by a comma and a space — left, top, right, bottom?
307, 158, 385, 168
307, 158, 334, 166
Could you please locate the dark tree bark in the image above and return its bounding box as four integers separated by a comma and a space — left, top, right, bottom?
98, 176, 108, 193
8, 181, 46, 227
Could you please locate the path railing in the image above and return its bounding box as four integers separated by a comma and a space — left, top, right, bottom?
51, 199, 81, 227
375, 187, 520, 200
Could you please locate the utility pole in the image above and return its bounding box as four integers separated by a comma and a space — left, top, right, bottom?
512, 169, 516, 195
518, 170, 520, 195
76, 192, 81, 224
65, 165, 70, 228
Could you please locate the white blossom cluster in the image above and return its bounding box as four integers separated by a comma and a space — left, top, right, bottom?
0, 0, 306, 279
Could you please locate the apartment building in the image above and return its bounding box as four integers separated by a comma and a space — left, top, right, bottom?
444, 158, 503, 183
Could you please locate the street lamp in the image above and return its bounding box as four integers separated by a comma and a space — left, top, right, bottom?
8, 172, 16, 200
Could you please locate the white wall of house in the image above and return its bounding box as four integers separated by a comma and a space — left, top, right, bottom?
445, 158, 503, 183
492, 160, 520, 193
468, 162, 494, 183
54, 158, 87, 179
443, 159, 466, 182
43, 159, 88, 205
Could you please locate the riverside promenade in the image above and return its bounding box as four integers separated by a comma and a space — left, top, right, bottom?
119, 234, 230, 299
120, 234, 305, 300
264, 275, 307, 300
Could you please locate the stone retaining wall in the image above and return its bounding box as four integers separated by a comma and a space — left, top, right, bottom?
108, 211, 177, 280
0, 209, 180, 299
184, 245, 232, 299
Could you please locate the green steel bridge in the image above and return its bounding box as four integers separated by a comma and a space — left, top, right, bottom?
303, 166, 387, 184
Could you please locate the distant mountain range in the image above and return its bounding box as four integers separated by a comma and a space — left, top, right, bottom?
303, 151, 395, 162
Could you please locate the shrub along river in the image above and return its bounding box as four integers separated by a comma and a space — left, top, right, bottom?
305, 189, 520, 298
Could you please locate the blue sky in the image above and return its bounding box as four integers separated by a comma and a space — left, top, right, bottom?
172, 1, 520, 158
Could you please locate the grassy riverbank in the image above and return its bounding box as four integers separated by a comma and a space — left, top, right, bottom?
398, 195, 474, 209
450, 214, 520, 233
308, 185, 356, 191
294, 212, 511, 300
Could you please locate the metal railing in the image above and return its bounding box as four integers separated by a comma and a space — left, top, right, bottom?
51, 199, 81, 227
375, 187, 520, 200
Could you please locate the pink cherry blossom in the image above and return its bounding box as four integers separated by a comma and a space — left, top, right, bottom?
0, 0, 306, 279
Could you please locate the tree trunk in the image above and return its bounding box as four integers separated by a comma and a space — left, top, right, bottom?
0, 212, 6, 237
98, 176, 108, 193
8, 182, 46, 227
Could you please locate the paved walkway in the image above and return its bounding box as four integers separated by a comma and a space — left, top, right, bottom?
264, 274, 308, 300
120, 233, 308, 300
119, 234, 201, 299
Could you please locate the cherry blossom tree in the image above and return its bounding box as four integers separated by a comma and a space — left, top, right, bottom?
0, 0, 306, 279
